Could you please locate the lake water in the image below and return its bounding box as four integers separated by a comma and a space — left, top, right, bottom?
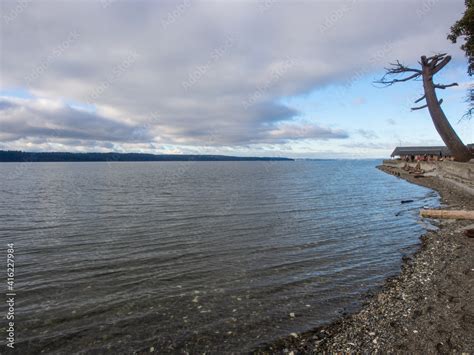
0, 160, 438, 353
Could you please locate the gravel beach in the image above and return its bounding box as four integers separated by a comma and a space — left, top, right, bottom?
257, 164, 474, 354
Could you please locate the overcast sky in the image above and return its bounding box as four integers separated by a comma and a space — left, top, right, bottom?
1, 0, 472, 158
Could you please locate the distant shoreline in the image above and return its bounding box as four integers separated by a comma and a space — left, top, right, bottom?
0, 150, 294, 163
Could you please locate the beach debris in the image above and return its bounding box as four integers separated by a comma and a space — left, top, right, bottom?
290, 312, 296, 318
420, 209, 474, 220
401, 200, 414, 204
290, 332, 298, 338
464, 228, 474, 238
192, 296, 199, 303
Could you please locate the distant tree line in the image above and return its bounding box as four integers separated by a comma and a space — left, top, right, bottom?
0, 151, 294, 162
448, 0, 473, 119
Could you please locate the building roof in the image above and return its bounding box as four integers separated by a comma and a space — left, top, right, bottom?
391, 144, 474, 157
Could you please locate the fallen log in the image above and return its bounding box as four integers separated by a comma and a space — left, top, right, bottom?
420, 209, 474, 220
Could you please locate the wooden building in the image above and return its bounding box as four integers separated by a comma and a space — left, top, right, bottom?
391, 144, 474, 161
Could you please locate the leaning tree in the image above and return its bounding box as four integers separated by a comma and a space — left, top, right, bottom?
377, 53, 473, 162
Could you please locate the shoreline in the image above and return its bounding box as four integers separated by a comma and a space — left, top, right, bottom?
258, 164, 474, 353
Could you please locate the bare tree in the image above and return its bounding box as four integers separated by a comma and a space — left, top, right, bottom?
376, 53, 472, 162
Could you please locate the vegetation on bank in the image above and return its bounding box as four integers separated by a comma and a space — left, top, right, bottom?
0, 151, 293, 162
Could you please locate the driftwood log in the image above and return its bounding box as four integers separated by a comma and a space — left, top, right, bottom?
420, 209, 474, 220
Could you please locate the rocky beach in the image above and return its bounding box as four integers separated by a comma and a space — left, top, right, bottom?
259, 163, 474, 354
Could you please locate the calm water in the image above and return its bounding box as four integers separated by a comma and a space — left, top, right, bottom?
0, 160, 438, 353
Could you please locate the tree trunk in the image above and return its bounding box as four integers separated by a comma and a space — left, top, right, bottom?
421, 61, 472, 162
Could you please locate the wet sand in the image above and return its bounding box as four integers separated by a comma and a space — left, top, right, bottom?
258, 164, 474, 353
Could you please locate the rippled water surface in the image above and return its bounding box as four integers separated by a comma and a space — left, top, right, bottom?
0, 160, 438, 353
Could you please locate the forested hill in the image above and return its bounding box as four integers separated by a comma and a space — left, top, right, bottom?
0, 151, 294, 162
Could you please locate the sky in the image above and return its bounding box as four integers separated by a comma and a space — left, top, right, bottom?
0, 0, 473, 159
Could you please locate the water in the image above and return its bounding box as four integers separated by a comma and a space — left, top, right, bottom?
0, 160, 438, 353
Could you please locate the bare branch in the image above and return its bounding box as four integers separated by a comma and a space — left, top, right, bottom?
386, 60, 422, 74
422, 53, 448, 70
426, 53, 447, 66
432, 55, 451, 75
375, 72, 421, 86
414, 95, 426, 103
411, 98, 443, 111
375, 59, 424, 87
434, 82, 458, 89
460, 108, 473, 122
411, 103, 428, 111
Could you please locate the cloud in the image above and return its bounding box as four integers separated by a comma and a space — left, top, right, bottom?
268, 122, 349, 143
0, 0, 466, 153
355, 129, 378, 139
0, 95, 348, 150
0, 96, 151, 143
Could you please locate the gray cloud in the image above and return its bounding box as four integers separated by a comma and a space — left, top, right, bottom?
356, 129, 378, 139
0, 0, 466, 152
386, 118, 397, 126
0, 97, 151, 143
